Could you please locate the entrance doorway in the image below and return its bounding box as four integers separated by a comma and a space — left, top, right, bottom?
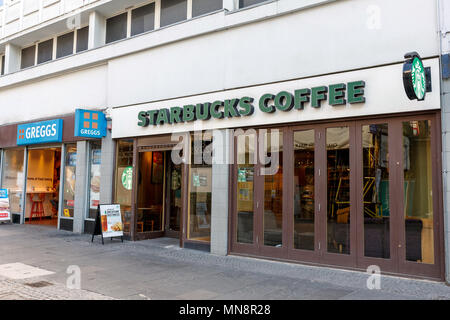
230, 113, 444, 280
25, 147, 62, 227
135, 149, 182, 240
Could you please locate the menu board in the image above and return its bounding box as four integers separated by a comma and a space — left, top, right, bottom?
99, 204, 123, 238
0, 189, 11, 222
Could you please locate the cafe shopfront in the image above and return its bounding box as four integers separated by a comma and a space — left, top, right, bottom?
111, 57, 445, 280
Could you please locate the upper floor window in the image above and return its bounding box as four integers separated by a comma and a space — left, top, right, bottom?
106, 12, 128, 44
57, 32, 74, 59
131, 3, 156, 36
21, 46, 36, 69
192, 0, 222, 17
37, 39, 54, 64
239, 0, 268, 8
160, 0, 187, 28
76, 26, 89, 53
1, 55, 5, 76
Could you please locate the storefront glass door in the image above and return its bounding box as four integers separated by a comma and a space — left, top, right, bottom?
137, 151, 165, 234
231, 113, 443, 279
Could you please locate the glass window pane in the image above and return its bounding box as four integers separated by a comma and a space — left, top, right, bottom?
160, 0, 187, 27
192, 0, 222, 17
263, 130, 283, 247
1, 149, 25, 215
239, 0, 267, 8
327, 127, 350, 254
131, 3, 155, 36
21, 46, 36, 69
403, 120, 434, 264
236, 132, 256, 244
294, 130, 315, 251
63, 144, 77, 218
57, 32, 74, 59
76, 26, 89, 53
106, 13, 128, 44
137, 151, 164, 232
363, 124, 390, 259
188, 135, 212, 242
114, 139, 133, 233
26, 148, 61, 224
87, 141, 102, 220
168, 161, 182, 231
37, 39, 53, 64
1, 55, 5, 75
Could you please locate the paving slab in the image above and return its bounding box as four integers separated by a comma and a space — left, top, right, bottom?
0, 224, 449, 300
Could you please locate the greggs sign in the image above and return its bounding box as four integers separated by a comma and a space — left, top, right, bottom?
17, 119, 63, 146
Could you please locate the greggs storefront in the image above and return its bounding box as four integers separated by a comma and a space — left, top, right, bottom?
111, 57, 445, 280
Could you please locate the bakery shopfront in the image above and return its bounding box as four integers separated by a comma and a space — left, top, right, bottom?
112, 57, 445, 280
0, 109, 107, 232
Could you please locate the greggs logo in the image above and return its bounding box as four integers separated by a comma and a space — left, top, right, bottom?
17, 119, 63, 146
75, 109, 107, 138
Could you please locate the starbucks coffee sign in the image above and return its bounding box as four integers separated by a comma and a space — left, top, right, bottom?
403, 52, 427, 101
137, 81, 366, 127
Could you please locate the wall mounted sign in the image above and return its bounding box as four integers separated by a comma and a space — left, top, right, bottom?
17, 119, 63, 146
137, 81, 366, 127
403, 52, 427, 101
74, 109, 107, 138
0, 189, 11, 222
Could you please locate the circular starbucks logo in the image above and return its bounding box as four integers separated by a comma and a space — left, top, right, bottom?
121, 166, 133, 190
411, 57, 426, 100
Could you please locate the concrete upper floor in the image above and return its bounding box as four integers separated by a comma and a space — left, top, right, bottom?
0, 0, 443, 126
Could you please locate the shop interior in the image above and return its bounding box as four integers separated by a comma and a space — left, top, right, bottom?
25, 147, 61, 227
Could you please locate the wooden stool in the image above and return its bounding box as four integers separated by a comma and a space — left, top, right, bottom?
29, 194, 45, 222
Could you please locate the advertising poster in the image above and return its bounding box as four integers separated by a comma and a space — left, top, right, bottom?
0, 189, 11, 222
99, 204, 123, 238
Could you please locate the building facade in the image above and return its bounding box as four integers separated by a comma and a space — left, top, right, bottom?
0, 0, 449, 282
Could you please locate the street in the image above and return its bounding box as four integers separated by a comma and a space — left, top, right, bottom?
0, 223, 449, 300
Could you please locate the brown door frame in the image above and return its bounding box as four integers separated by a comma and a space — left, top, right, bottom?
287, 124, 322, 264
395, 113, 444, 279
229, 129, 259, 255
354, 119, 398, 274
132, 144, 183, 241
228, 111, 444, 280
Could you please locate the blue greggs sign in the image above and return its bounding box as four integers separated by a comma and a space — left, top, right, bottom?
74, 109, 107, 138
17, 119, 63, 146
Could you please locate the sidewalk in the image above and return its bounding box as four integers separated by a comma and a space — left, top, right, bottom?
0, 223, 449, 300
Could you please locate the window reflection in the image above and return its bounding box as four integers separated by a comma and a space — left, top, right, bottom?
362, 124, 390, 259
294, 130, 315, 251
236, 133, 256, 244
114, 139, 133, 234
63, 144, 77, 218
327, 127, 350, 254
263, 130, 283, 247
1, 149, 25, 215
403, 120, 434, 264
188, 136, 212, 242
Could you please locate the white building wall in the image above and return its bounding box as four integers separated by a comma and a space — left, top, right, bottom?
0, 64, 107, 125
107, 0, 439, 108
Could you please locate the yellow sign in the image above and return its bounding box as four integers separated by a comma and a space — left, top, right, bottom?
64, 209, 71, 217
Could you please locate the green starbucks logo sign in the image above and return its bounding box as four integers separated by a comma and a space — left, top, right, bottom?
121, 166, 133, 190
411, 57, 426, 100
403, 52, 427, 101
